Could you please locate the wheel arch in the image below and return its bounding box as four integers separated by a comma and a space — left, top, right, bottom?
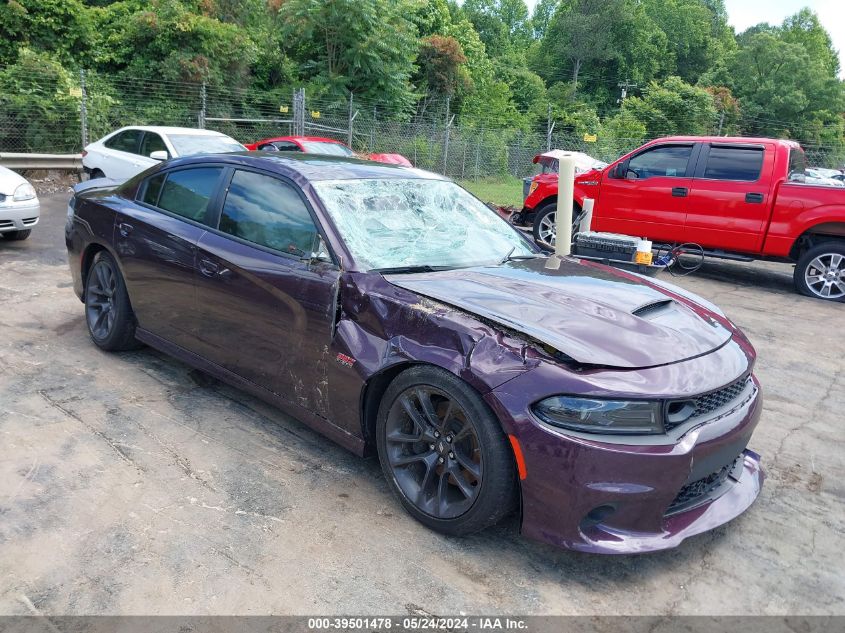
789, 222, 845, 260
359, 360, 424, 456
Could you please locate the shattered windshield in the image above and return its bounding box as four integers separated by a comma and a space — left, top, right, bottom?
312, 178, 537, 271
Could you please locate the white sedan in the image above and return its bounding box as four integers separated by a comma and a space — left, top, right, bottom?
82, 126, 246, 181
0, 166, 39, 241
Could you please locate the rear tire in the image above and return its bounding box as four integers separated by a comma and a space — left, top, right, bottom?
90, 169, 105, 180
793, 241, 845, 302
84, 251, 141, 350
376, 365, 518, 536
1, 229, 31, 241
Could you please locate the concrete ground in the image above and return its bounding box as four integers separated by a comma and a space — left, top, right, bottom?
0, 193, 842, 616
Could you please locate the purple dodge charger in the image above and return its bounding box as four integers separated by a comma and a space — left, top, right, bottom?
66, 153, 763, 554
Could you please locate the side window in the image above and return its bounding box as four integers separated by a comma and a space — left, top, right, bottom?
156, 168, 223, 222
140, 133, 169, 158
703, 146, 764, 181
275, 142, 302, 152
788, 148, 807, 182
141, 173, 165, 206
104, 130, 143, 154
627, 145, 693, 179
218, 170, 318, 257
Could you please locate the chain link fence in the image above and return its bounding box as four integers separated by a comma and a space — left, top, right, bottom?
3, 65, 845, 180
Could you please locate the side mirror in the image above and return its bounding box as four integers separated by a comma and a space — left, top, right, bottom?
149, 150, 168, 161
611, 162, 627, 179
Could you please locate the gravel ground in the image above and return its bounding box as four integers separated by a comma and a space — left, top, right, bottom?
0, 193, 842, 616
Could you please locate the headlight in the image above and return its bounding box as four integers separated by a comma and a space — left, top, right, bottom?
13, 183, 37, 202
533, 396, 663, 435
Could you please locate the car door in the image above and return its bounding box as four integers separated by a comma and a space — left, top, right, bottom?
114, 166, 225, 350
102, 129, 149, 180
593, 143, 698, 242
685, 143, 774, 252
192, 167, 340, 413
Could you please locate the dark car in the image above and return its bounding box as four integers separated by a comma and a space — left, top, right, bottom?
65, 153, 764, 554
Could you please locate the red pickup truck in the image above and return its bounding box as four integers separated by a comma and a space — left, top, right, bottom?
520, 136, 845, 302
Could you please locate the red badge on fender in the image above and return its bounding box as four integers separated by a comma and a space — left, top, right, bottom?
336, 353, 356, 367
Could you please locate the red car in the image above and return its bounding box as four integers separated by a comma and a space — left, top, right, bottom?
521, 136, 845, 302
244, 135, 412, 167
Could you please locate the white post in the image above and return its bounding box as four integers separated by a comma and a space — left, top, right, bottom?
580, 197, 595, 233
556, 156, 576, 256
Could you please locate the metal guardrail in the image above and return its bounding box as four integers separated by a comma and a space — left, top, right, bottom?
0, 153, 84, 171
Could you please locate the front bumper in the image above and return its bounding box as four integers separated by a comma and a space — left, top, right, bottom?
486, 352, 764, 554
0, 200, 40, 233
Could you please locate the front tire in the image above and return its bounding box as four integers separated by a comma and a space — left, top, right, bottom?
376, 366, 517, 536
84, 251, 141, 350
90, 169, 105, 180
531, 202, 582, 251
1, 229, 31, 241
793, 242, 845, 302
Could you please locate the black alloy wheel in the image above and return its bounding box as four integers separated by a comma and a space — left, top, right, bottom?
376, 366, 517, 535
84, 251, 140, 351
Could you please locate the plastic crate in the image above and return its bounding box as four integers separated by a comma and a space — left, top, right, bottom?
574, 232, 638, 262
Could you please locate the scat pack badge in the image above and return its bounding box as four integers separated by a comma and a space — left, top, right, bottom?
335, 353, 356, 368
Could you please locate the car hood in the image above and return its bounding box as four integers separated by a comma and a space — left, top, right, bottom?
385, 257, 733, 369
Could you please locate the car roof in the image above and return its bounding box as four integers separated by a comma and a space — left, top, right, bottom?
114, 126, 231, 137
653, 135, 801, 148
160, 152, 446, 182
255, 136, 347, 145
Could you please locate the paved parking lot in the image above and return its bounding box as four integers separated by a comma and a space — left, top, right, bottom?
1, 193, 843, 615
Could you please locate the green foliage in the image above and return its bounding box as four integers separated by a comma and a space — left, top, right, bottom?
622, 76, 717, 136
1, 0, 843, 158
0, 49, 82, 151
0, 0, 94, 66
279, 0, 419, 112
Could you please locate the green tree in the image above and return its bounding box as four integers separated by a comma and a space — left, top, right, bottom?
531, 0, 557, 39
279, 0, 419, 111
537, 0, 625, 92
622, 75, 717, 136
0, 0, 94, 66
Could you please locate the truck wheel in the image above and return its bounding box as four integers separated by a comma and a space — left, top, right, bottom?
531, 202, 582, 251
794, 242, 845, 302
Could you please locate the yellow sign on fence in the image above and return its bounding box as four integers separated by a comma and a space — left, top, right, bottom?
279, 105, 289, 113
311, 111, 321, 119
583, 133, 597, 142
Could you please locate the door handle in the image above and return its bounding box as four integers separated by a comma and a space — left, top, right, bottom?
118, 222, 134, 237
745, 192, 764, 203
671, 187, 688, 197
198, 258, 231, 279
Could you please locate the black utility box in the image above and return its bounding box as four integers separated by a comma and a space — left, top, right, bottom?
574, 232, 638, 262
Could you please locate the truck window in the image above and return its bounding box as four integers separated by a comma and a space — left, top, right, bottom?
626, 145, 692, 179
787, 148, 807, 182
702, 146, 764, 181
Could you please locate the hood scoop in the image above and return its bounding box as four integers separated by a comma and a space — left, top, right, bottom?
386, 258, 731, 369
631, 298, 675, 319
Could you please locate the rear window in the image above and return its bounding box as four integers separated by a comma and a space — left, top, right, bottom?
299, 141, 354, 156
156, 168, 223, 222
788, 148, 807, 182
703, 146, 764, 181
